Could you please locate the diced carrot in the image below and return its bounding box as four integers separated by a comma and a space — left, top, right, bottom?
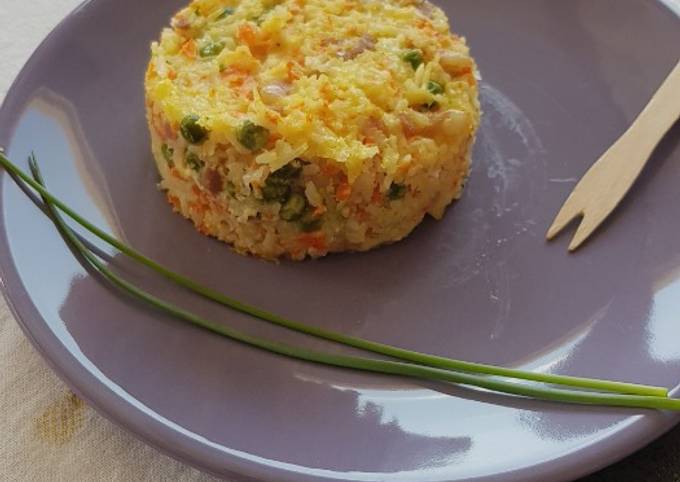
167, 69, 177, 80
335, 181, 351, 202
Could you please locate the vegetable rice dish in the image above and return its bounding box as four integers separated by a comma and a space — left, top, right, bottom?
145, 0, 480, 260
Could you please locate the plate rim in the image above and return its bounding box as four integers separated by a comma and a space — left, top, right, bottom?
1, 0, 679, 480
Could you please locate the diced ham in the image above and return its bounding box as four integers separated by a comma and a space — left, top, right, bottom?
171, 14, 192, 30
201, 168, 223, 195
400, 113, 419, 137
415, 1, 436, 19
338, 34, 376, 60
439, 51, 473, 76
361, 116, 386, 143
261, 82, 292, 101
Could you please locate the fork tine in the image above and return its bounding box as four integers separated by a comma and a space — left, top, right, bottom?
568, 212, 607, 252
545, 194, 583, 241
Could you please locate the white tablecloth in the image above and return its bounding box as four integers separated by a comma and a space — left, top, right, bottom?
0, 0, 216, 479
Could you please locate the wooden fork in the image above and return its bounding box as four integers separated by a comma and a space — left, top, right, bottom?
546, 60, 680, 251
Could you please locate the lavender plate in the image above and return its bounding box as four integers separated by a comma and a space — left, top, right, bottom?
1, 0, 680, 480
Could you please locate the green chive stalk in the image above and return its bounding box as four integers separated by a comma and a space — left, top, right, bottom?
28, 157, 680, 412
0, 151, 669, 397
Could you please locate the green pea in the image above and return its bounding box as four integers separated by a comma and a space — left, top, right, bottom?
262, 160, 303, 203
402, 50, 424, 70
199, 41, 225, 58
300, 211, 323, 232
186, 152, 204, 171
262, 183, 290, 203
180, 114, 209, 144
161, 144, 174, 167
237, 120, 270, 151
423, 80, 444, 110
280, 193, 307, 221
301, 219, 323, 232
427, 80, 444, 95
271, 159, 303, 180
388, 182, 407, 200
217, 7, 234, 19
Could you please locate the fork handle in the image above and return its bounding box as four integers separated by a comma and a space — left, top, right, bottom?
621, 60, 680, 160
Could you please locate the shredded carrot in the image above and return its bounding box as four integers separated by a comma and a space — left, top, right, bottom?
286, 61, 301, 81
397, 163, 410, 175
167, 194, 181, 211
320, 163, 340, 177
222, 68, 250, 88
237, 24, 258, 47
371, 186, 382, 204
356, 208, 370, 222
154, 123, 168, 140
237, 82, 250, 96
188, 200, 209, 216
462, 70, 476, 86
459, 66, 473, 76
161, 120, 177, 141
146, 65, 157, 80
196, 222, 211, 235
180, 39, 196, 59
335, 181, 351, 202
265, 110, 280, 125
312, 206, 326, 217
297, 233, 327, 251
170, 167, 185, 181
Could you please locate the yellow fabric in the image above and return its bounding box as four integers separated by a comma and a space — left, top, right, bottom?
0, 298, 218, 481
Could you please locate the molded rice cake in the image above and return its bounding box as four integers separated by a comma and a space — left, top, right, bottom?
145, 0, 480, 260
